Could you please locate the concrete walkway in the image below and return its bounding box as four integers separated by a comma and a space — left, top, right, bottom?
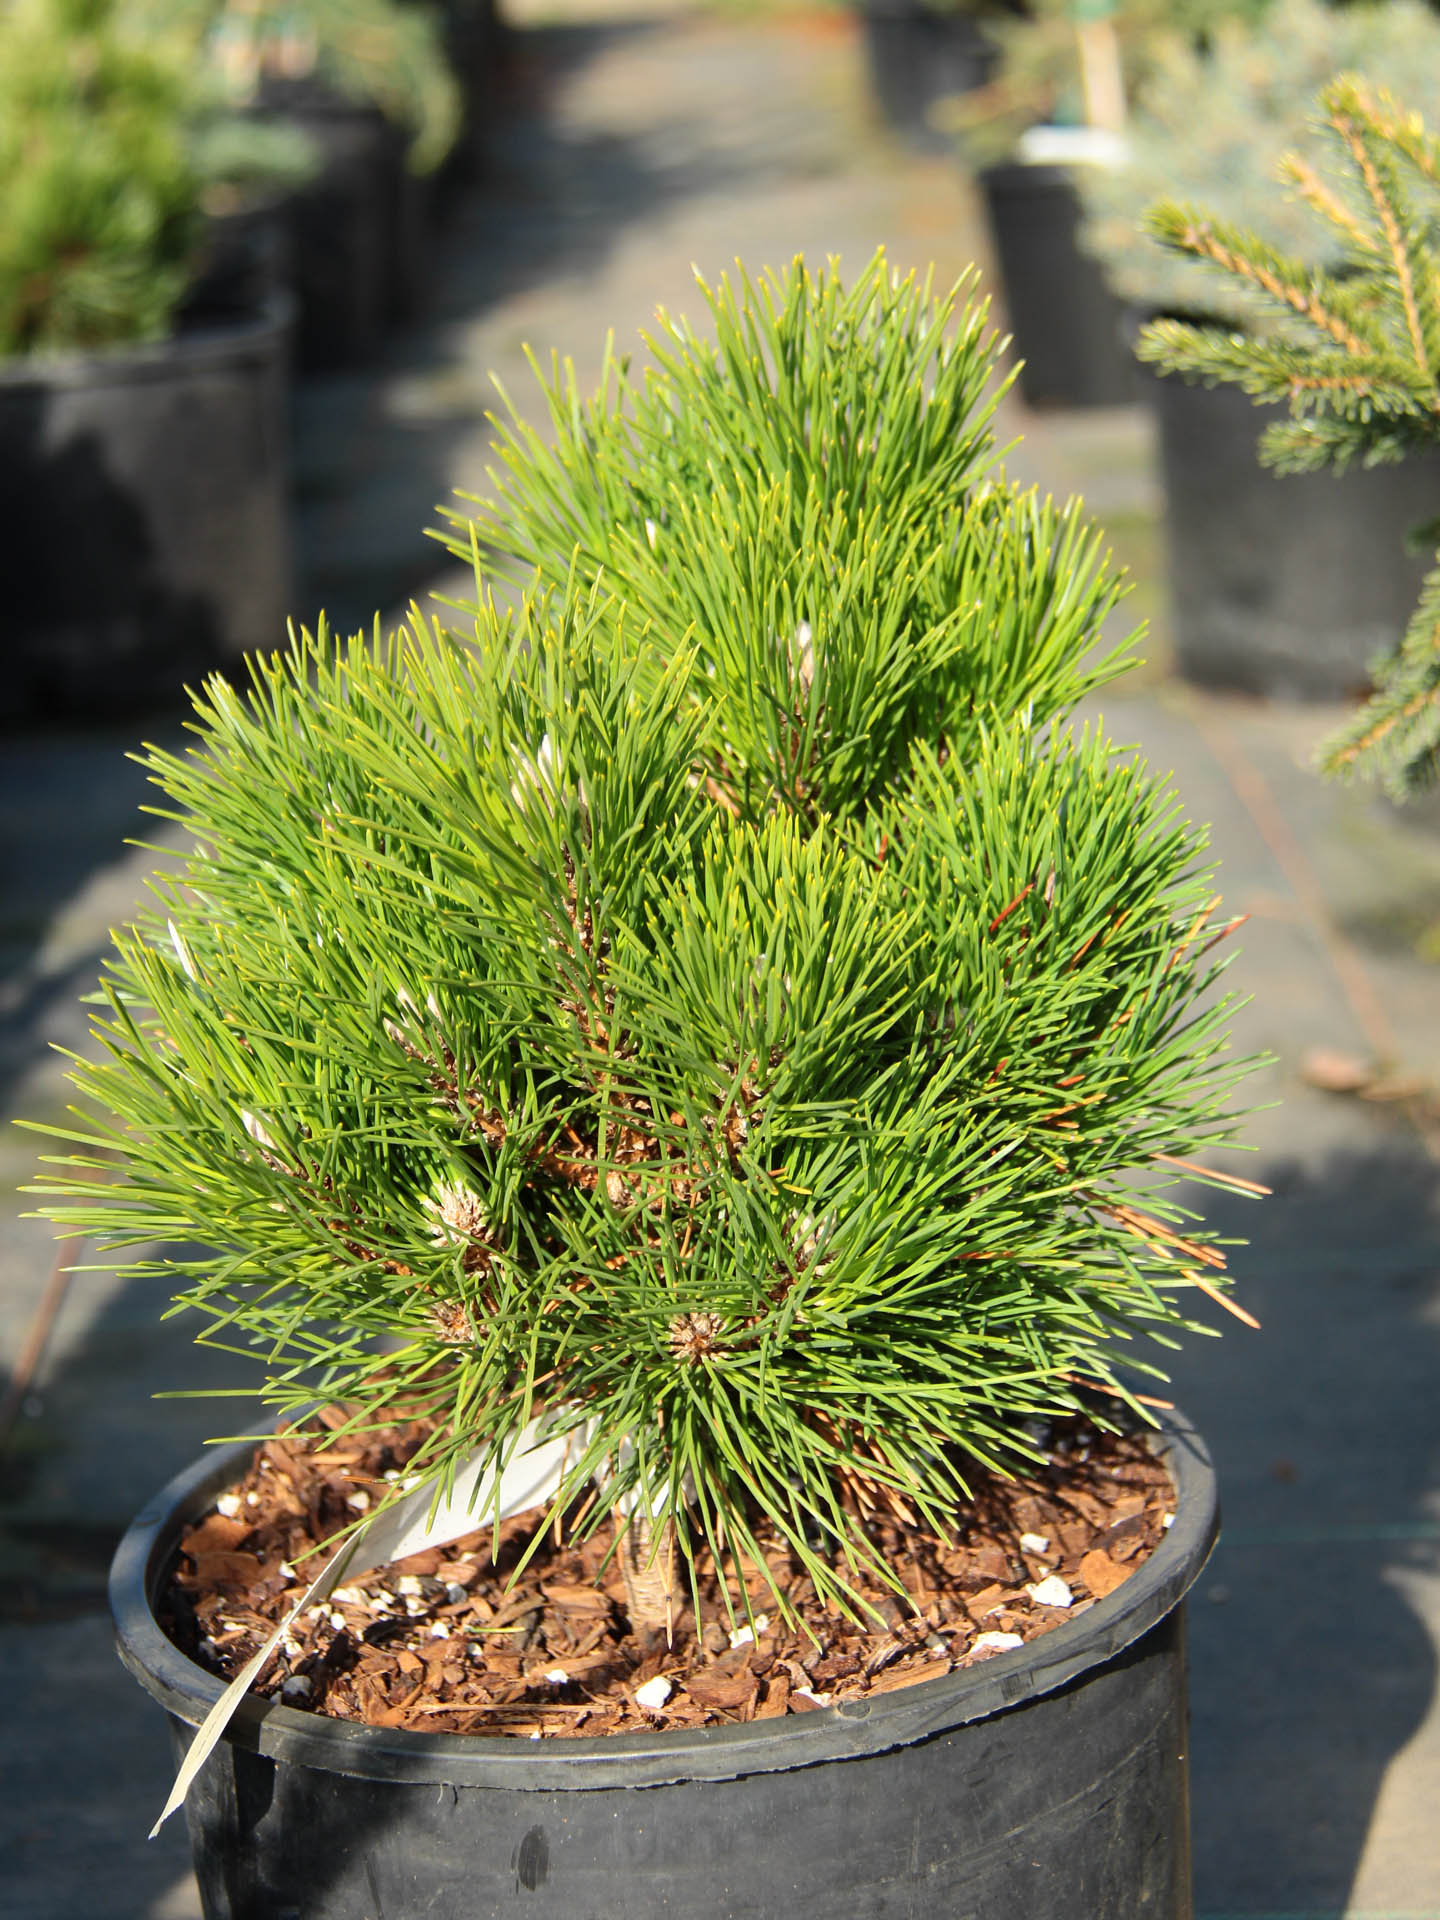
3, 6, 1439, 1915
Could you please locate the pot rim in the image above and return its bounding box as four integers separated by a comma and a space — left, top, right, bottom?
110, 1406, 1217, 1792
979, 158, 1084, 190
0, 294, 295, 393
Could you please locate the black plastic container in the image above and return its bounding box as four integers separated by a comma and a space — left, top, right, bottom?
179, 202, 293, 330
112, 1413, 1216, 1919
980, 161, 1135, 409
0, 298, 293, 722
377, 120, 434, 328
1146, 366, 1440, 699
257, 84, 413, 370
859, 0, 996, 150
431, 0, 506, 192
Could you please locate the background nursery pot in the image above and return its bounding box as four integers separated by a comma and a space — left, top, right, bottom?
258, 83, 431, 368
112, 1412, 1217, 1920
431, 0, 505, 189
0, 296, 293, 721
980, 159, 1134, 408
858, 0, 996, 150
1144, 366, 1440, 700
180, 202, 293, 328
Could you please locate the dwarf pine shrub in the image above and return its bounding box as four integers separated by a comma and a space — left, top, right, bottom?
35, 257, 1257, 1622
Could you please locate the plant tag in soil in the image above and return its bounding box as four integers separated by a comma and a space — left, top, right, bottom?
151, 1409, 590, 1836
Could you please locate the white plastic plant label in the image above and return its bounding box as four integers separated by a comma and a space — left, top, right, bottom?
151, 1412, 588, 1834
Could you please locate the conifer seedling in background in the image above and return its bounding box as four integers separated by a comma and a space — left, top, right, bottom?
935, 0, 1268, 172
34, 256, 1260, 1638
0, 0, 202, 354
1078, 0, 1440, 329
155, 0, 463, 173
1140, 79, 1440, 796
0, 0, 318, 357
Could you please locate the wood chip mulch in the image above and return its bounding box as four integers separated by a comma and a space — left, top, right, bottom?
159, 1410, 1176, 1741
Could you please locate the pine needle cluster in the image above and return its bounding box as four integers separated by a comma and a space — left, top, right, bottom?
1138, 79, 1440, 795
34, 257, 1259, 1621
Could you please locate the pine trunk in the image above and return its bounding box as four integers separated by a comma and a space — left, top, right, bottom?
618, 1509, 676, 1644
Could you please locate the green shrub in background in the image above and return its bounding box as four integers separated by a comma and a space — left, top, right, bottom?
1081, 0, 1440, 324
0, 0, 201, 355
0, 0, 318, 356
1139, 80, 1440, 793
33, 258, 1259, 1629
938, 0, 1266, 172
160, 0, 463, 172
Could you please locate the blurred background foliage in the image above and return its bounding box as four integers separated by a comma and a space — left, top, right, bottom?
1079, 0, 1440, 321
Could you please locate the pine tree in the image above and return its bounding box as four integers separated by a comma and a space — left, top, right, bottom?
1138, 76, 1440, 796
33, 257, 1260, 1631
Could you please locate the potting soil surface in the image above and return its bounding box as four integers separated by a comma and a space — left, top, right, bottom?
161, 1410, 1175, 1738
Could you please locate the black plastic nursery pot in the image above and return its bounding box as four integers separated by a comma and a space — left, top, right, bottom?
858, 0, 996, 150
1146, 365, 1440, 699
377, 120, 435, 329
180, 202, 293, 330
260, 84, 431, 369
0, 298, 293, 723
433, 0, 507, 190
112, 1412, 1217, 1919
980, 162, 1135, 409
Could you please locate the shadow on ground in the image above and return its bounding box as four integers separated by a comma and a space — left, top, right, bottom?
1165, 1123, 1440, 1914
0, 723, 192, 1115
0, 1241, 259, 1919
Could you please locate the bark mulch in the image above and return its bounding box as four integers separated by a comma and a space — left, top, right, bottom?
160, 1411, 1175, 1741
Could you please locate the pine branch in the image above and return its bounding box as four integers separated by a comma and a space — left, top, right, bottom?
1326, 81, 1439, 379
1136, 315, 1416, 409
1140, 78, 1440, 789
1142, 204, 1385, 356
1275, 153, 1379, 257
1318, 560, 1440, 794
1352, 85, 1440, 200
1257, 412, 1428, 475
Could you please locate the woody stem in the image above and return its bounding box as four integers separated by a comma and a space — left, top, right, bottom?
618, 1507, 676, 1645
